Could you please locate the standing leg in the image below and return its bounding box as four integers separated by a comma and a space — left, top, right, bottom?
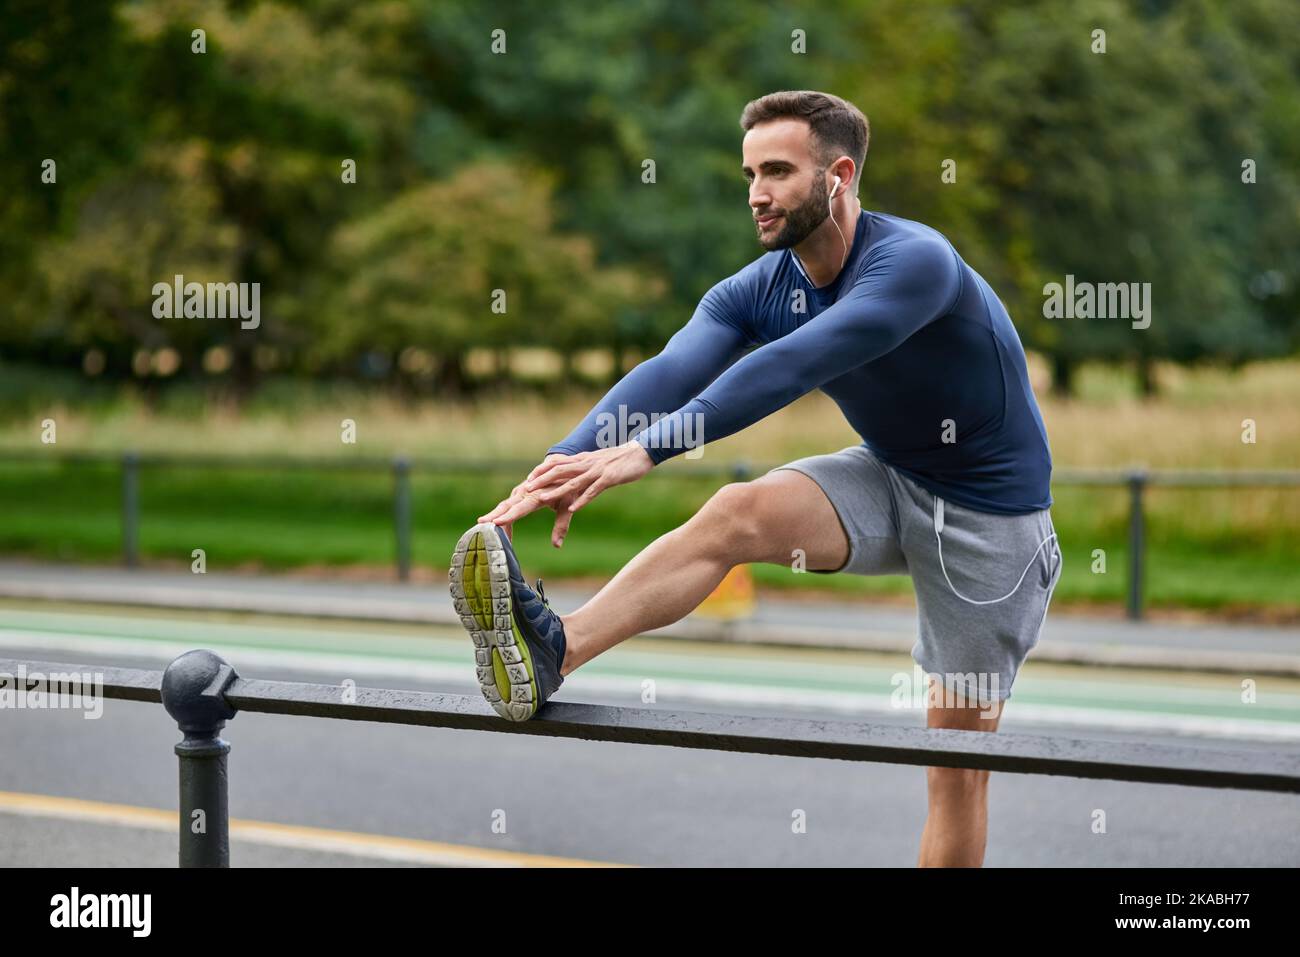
917, 678, 1003, 867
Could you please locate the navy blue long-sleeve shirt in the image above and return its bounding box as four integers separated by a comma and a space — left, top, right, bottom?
548, 209, 1053, 514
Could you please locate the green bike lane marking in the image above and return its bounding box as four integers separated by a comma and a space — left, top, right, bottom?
2, 604, 1299, 725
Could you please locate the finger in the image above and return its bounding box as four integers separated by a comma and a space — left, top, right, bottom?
527, 458, 570, 482
525, 462, 586, 491
479, 488, 527, 520
551, 508, 573, 547
480, 479, 538, 521
491, 496, 541, 527
530, 451, 588, 480
536, 471, 595, 503
568, 479, 607, 513
476, 499, 512, 523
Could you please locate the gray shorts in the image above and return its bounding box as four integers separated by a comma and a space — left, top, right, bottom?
769, 444, 1063, 702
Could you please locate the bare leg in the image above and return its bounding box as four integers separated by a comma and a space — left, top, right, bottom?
917, 679, 1003, 867
558, 470, 850, 675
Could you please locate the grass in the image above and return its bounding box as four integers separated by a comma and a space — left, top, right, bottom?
0, 356, 1297, 618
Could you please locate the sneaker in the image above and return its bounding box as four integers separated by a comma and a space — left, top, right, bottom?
449, 522, 567, 721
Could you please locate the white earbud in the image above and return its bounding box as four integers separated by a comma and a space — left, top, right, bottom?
828, 174, 847, 272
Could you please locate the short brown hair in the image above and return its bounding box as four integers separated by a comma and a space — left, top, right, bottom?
739, 90, 870, 193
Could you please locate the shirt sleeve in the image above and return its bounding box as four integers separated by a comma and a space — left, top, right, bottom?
633, 237, 961, 464
546, 277, 753, 456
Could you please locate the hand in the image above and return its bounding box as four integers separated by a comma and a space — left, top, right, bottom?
477, 443, 654, 547
476, 453, 569, 545
524, 441, 654, 537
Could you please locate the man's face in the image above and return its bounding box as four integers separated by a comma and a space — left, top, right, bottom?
742, 118, 833, 251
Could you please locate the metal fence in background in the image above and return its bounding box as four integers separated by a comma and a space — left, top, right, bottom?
2, 450, 1298, 620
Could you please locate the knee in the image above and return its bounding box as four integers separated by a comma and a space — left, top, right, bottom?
694, 482, 766, 552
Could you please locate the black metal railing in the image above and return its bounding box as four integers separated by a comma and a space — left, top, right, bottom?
4, 651, 1298, 867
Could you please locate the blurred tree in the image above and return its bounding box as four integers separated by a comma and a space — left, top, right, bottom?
305, 159, 660, 396
2, 0, 1295, 402
404, 0, 806, 349
35, 142, 240, 396
117, 0, 420, 396
0, 0, 148, 357
6, 0, 422, 395
940, 0, 1295, 395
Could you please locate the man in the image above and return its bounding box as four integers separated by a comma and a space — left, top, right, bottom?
449, 90, 1062, 867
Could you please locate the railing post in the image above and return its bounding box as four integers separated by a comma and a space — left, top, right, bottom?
122, 452, 139, 568
1127, 469, 1147, 621
393, 456, 412, 581
161, 650, 239, 868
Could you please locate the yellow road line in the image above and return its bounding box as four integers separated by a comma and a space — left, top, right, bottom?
0, 790, 625, 867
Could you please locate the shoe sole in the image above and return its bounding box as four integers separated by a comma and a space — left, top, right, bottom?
449, 522, 540, 721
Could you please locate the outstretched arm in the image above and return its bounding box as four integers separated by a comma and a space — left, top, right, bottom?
479, 279, 754, 548
632, 238, 962, 463
547, 278, 753, 455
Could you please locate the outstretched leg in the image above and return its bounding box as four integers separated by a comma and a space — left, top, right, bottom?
558, 469, 850, 674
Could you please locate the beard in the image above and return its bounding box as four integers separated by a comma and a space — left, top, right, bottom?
755, 173, 832, 251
